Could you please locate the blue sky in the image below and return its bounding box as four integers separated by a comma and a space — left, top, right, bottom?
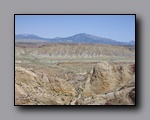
15, 15, 135, 42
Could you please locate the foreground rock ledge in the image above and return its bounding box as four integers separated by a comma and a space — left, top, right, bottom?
15, 62, 135, 105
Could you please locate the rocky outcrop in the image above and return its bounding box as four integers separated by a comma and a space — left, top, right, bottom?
89, 62, 134, 94
80, 62, 135, 105
76, 86, 134, 105
15, 62, 135, 105
15, 67, 77, 105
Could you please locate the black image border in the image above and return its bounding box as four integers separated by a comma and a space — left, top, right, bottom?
14, 14, 137, 108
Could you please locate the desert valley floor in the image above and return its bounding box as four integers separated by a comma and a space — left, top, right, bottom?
15, 43, 135, 105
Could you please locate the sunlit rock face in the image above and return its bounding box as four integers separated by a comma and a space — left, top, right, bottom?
79, 62, 135, 105
89, 62, 134, 94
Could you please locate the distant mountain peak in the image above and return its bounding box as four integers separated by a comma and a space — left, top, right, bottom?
77, 33, 87, 35
71, 33, 88, 36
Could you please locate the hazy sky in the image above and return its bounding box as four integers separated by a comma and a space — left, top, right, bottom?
15, 15, 135, 42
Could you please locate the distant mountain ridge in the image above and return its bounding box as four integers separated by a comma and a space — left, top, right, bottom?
15, 33, 135, 45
